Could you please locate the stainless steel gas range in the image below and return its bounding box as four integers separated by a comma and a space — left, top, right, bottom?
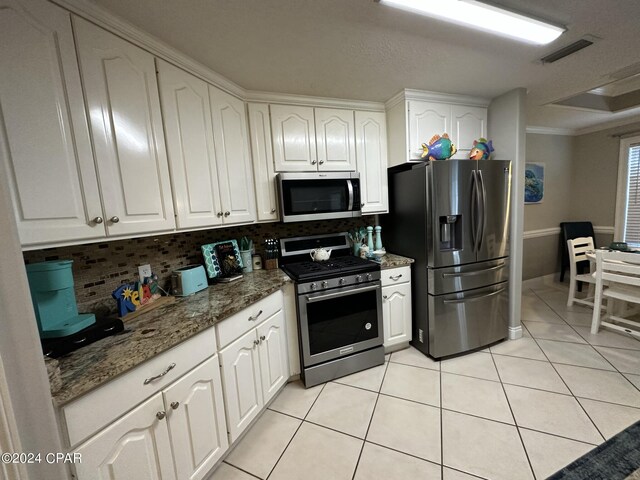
280, 233, 384, 387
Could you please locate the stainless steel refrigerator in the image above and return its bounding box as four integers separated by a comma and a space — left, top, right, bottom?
384, 160, 511, 358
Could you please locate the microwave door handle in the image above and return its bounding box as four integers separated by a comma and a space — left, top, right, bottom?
347, 180, 354, 211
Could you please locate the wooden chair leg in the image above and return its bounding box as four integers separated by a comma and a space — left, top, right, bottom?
567, 278, 576, 307
591, 283, 604, 334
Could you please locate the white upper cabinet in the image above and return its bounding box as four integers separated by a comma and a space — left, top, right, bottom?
408, 101, 450, 160
315, 108, 356, 171
157, 60, 222, 229
450, 105, 487, 159
0, 0, 103, 246
247, 103, 279, 222
209, 86, 256, 225
74, 17, 176, 236
270, 105, 317, 171
355, 111, 388, 215
387, 91, 489, 167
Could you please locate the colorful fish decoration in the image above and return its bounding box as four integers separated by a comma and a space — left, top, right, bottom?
469, 138, 494, 160
421, 134, 457, 161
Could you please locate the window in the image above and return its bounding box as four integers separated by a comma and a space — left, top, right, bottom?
616, 135, 640, 245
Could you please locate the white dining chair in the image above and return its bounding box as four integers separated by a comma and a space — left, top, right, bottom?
567, 237, 596, 307
591, 249, 640, 339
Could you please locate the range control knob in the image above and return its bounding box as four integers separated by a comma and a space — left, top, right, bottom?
355, 275, 362, 283
310, 283, 317, 291
366, 273, 373, 281
321, 281, 329, 288
338, 278, 346, 285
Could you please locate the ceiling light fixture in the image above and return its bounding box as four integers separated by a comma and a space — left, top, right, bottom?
376, 0, 565, 45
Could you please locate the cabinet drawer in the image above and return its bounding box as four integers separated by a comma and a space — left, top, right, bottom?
63, 327, 216, 447
381, 266, 411, 287
216, 290, 283, 349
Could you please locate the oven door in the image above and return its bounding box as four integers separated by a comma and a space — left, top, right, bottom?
298, 282, 382, 367
278, 173, 361, 222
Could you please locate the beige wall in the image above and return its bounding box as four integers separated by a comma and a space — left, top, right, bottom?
522, 133, 573, 279
522, 120, 640, 280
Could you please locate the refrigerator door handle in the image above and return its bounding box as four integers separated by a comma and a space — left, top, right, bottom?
477, 170, 487, 251
441, 262, 506, 278
443, 287, 506, 304
470, 170, 477, 251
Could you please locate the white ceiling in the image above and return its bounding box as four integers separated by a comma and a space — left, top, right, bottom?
89, 0, 640, 133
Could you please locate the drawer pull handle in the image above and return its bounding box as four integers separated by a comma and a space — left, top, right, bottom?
390, 274, 403, 281
144, 363, 176, 385
248, 310, 263, 322
170, 401, 180, 410
442, 262, 506, 278
156, 411, 166, 420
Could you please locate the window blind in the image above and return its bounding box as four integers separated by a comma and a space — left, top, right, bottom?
625, 142, 640, 245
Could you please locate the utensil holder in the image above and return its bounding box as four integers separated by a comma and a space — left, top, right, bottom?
240, 250, 253, 273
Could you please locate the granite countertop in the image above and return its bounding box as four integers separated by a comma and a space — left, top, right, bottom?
50, 269, 291, 406
379, 253, 415, 269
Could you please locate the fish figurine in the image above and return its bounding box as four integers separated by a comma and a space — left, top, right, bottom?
469, 138, 494, 160
421, 134, 457, 161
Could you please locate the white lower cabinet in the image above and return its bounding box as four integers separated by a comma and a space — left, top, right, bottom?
381, 267, 413, 349
219, 309, 287, 443
72, 355, 227, 480
74, 393, 177, 480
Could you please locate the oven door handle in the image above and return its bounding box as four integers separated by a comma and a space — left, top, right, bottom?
305, 284, 379, 303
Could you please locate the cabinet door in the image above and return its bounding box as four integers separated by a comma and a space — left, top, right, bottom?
209, 86, 256, 224
0, 0, 104, 246
219, 329, 263, 443
164, 356, 228, 480
450, 105, 487, 159
382, 282, 412, 348
74, 393, 176, 480
355, 111, 388, 214
157, 60, 223, 229
315, 108, 356, 172
270, 105, 317, 171
248, 103, 278, 222
74, 17, 176, 236
256, 310, 288, 405
407, 101, 450, 160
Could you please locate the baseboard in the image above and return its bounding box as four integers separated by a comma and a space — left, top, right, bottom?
508, 325, 523, 340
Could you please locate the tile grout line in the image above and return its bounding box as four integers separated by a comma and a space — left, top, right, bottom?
489, 348, 537, 480
264, 382, 327, 480
439, 354, 444, 480
350, 358, 390, 480
221, 461, 263, 480
523, 316, 608, 444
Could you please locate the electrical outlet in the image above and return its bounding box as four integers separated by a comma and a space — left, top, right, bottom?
138, 264, 152, 282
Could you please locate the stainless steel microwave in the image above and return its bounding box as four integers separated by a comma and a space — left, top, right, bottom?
277, 172, 362, 223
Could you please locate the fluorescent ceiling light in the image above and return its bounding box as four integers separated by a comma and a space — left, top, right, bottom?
377, 0, 565, 45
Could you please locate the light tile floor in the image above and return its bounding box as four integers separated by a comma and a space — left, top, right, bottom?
210, 281, 640, 480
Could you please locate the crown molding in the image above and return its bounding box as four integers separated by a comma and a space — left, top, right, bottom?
574, 115, 640, 136
51, 0, 247, 99
245, 91, 385, 111
526, 126, 577, 136
384, 89, 491, 110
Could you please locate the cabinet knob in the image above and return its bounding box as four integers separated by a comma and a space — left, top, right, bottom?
319, 160, 325, 165
270, 208, 276, 214
92, 216, 103, 225
311, 160, 317, 165
383, 295, 388, 300
224, 211, 230, 217
170, 401, 180, 410
217, 212, 223, 218
361, 203, 365, 208
109, 216, 120, 224
156, 411, 166, 420
260, 335, 266, 341
253, 339, 260, 347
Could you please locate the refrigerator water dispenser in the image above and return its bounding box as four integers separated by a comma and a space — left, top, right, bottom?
439, 215, 461, 251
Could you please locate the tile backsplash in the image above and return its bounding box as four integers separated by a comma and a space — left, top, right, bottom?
23, 219, 367, 316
